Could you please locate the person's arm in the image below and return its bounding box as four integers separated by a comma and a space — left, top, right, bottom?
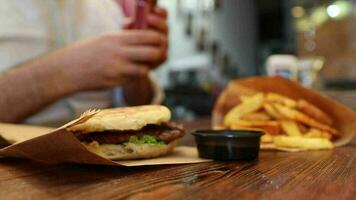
0, 56, 78, 123
0, 29, 166, 123
122, 6, 168, 105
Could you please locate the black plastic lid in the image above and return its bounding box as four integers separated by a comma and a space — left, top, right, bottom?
192, 129, 263, 138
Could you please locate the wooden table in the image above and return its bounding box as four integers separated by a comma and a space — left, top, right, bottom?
0, 119, 355, 200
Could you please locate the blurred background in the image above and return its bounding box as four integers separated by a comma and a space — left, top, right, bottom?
155, 0, 356, 119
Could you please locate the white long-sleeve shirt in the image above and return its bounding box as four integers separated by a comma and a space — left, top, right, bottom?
0, 0, 162, 126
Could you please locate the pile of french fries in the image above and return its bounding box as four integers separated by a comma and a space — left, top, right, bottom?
223, 92, 339, 150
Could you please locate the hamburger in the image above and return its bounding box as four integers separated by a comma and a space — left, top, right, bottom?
66, 105, 185, 160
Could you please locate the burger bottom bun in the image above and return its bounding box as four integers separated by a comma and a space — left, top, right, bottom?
83, 140, 178, 160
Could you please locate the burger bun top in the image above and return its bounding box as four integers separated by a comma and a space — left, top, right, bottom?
66, 105, 171, 133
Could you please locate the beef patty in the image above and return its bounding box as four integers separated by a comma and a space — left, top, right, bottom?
75, 123, 185, 144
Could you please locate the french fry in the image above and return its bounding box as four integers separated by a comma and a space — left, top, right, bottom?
223, 90, 338, 151
241, 112, 271, 121
304, 128, 332, 140
265, 93, 297, 108
224, 93, 264, 126
231, 120, 281, 135
263, 103, 285, 120
240, 95, 250, 102
213, 126, 227, 130
273, 104, 338, 136
274, 136, 334, 150
261, 134, 274, 143
297, 99, 333, 126
280, 120, 302, 137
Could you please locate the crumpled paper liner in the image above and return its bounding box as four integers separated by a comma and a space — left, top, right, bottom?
212, 76, 356, 151
0, 113, 210, 166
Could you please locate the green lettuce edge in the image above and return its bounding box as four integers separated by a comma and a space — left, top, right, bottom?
128, 135, 165, 145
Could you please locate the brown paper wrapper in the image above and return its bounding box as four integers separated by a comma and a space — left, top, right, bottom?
212, 76, 356, 150
0, 119, 210, 166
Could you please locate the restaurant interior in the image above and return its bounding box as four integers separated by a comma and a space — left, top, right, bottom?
0, 1, 355, 199
158, 0, 356, 119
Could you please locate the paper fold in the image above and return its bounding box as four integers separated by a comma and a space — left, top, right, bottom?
0, 123, 210, 166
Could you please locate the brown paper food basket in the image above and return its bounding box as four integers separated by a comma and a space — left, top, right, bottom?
212, 76, 356, 151
0, 113, 210, 166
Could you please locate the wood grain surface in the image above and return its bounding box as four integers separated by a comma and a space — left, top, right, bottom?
0, 119, 355, 200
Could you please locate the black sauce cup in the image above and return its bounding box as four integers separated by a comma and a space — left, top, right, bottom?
192, 130, 263, 161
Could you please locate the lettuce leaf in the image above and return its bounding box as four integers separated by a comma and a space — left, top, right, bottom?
129, 135, 165, 145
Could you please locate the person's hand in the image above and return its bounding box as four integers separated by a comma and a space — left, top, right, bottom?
120, 6, 169, 105
123, 6, 169, 68
148, 7, 169, 34
147, 7, 169, 66
48, 30, 167, 92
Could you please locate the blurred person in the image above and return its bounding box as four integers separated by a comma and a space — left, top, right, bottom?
0, 0, 168, 126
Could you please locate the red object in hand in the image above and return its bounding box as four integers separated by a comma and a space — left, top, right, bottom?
134, 0, 156, 29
